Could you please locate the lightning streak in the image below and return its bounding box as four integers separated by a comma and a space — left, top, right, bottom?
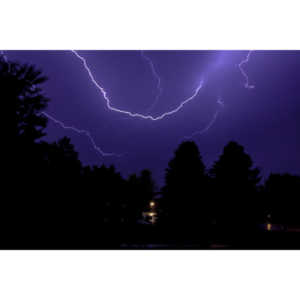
238, 50, 255, 89
140, 51, 163, 112
71, 50, 204, 121
184, 50, 255, 140
8, 49, 256, 159
41, 112, 123, 157
183, 98, 224, 139
1, 50, 122, 158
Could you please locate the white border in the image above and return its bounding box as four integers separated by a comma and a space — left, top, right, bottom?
0, 251, 300, 300
1, 0, 299, 49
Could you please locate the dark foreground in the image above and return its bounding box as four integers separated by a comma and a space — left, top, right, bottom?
2, 225, 300, 250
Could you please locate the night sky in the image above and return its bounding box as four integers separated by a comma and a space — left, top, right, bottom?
9, 50, 300, 186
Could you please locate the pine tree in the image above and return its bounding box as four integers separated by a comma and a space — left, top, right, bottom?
210, 141, 261, 230
161, 141, 209, 229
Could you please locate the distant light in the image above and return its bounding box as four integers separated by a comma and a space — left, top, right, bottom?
150, 201, 155, 208
267, 223, 272, 231
148, 212, 155, 217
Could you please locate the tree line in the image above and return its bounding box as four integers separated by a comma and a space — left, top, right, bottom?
4, 56, 300, 248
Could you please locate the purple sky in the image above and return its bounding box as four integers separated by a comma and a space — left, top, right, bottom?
9, 50, 300, 186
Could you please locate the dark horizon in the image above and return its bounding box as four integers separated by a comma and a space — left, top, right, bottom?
6, 50, 300, 185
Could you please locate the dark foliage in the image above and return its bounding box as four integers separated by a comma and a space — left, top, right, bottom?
264, 173, 300, 226
4, 56, 300, 249
210, 141, 262, 232
161, 141, 210, 234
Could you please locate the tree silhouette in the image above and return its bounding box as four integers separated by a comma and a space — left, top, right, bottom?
210, 141, 261, 231
161, 141, 209, 232
127, 169, 155, 224
0, 59, 50, 144
42, 137, 82, 178
5, 53, 300, 249
1, 58, 51, 198
80, 164, 127, 226
1, 58, 51, 245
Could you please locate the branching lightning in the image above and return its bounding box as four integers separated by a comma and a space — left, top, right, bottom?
183, 98, 224, 139
185, 50, 255, 140
41, 112, 123, 157
71, 50, 204, 121
6, 49, 256, 159
140, 51, 163, 112
1, 50, 123, 158
239, 50, 255, 89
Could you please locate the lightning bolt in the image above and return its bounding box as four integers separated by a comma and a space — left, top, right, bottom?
238, 50, 255, 89
186, 50, 256, 140
7, 49, 256, 159
71, 50, 204, 121
140, 51, 163, 112
186, 50, 255, 140
1, 50, 123, 158
183, 98, 224, 139
41, 112, 123, 157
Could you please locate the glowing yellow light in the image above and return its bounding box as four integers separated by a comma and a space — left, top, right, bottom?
148, 212, 155, 217
150, 201, 155, 208
267, 223, 272, 231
